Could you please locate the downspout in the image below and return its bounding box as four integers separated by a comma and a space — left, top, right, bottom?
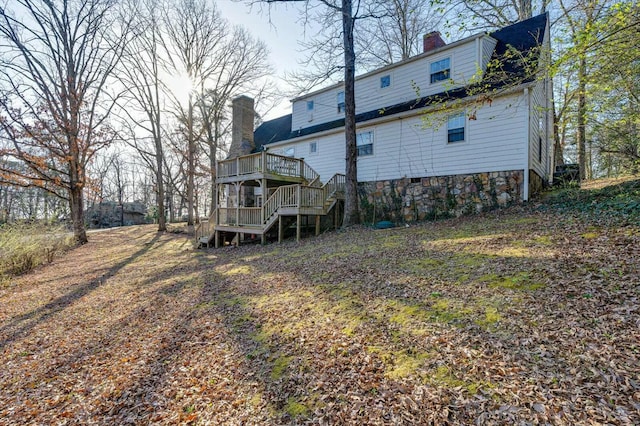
523, 87, 530, 201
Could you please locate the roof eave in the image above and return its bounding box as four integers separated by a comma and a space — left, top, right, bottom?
268, 80, 536, 147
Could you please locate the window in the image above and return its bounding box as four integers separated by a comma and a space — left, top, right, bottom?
309, 141, 318, 154
337, 91, 345, 113
284, 146, 295, 157
306, 100, 314, 111
430, 58, 450, 83
380, 75, 391, 88
356, 131, 373, 156
447, 112, 465, 143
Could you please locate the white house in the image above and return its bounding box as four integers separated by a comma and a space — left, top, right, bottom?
204, 12, 553, 246
243, 13, 554, 222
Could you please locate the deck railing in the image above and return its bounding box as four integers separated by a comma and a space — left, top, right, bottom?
263, 184, 298, 223
217, 207, 263, 227
323, 173, 346, 199
300, 187, 324, 208
195, 220, 208, 242
198, 170, 347, 244
217, 152, 319, 182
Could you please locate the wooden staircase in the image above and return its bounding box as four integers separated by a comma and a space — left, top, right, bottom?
195, 155, 345, 248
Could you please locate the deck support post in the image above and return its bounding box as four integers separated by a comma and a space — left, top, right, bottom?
296, 214, 301, 242
315, 215, 320, 236
278, 216, 283, 243
214, 230, 220, 248
261, 233, 266, 245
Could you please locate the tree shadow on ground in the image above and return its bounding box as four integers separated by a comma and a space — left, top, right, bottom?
0, 232, 163, 350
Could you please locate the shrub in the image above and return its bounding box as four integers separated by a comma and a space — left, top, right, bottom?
0, 222, 75, 282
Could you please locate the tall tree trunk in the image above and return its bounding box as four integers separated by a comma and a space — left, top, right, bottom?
577, 56, 587, 181
155, 141, 167, 231
519, 0, 533, 21
208, 111, 220, 215
552, 102, 564, 168
69, 185, 87, 244
187, 97, 195, 226
167, 184, 175, 223
342, 0, 359, 227
68, 104, 87, 243
154, 67, 166, 231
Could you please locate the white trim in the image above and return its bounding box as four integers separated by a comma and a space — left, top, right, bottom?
429, 56, 452, 85
356, 129, 375, 158
446, 111, 466, 144
309, 140, 318, 155
379, 73, 392, 90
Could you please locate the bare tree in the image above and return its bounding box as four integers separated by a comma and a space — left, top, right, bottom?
259, 0, 388, 227
0, 0, 130, 244
195, 26, 272, 215
557, 0, 608, 180
163, 0, 273, 224
118, 0, 169, 231
163, 0, 227, 227
357, 0, 443, 68
445, 0, 545, 31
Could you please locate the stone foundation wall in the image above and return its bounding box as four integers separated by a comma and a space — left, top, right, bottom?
358, 170, 524, 223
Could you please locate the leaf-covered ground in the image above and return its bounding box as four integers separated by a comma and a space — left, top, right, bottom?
1, 181, 639, 425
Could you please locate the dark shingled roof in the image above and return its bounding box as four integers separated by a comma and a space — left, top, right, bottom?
253, 13, 547, 151
253, 114, 292, 152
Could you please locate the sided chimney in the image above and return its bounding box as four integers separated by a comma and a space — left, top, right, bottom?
228, 95, 255, 159
423, 31, 446, 53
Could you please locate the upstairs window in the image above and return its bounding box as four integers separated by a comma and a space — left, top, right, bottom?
447, 112, 465, 143
337, 91, 345, 113
310, 141, 318, 154
356, 131, 374, 156
306, 100, 314, 111
430, 58, 450, 83
380, 75, 391, 88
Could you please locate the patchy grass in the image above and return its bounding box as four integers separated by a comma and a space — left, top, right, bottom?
479, 272, 545, 291
284, 396, 310, 418
0, 178, 639, 424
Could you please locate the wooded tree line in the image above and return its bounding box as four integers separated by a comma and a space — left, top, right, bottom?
0, 0, 637, 243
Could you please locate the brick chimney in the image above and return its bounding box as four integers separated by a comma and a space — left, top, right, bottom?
228, 95, 255, 159
423, 31, 446, 53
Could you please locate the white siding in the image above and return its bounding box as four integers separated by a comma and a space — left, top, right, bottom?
528, 20, 553, 184
270, 134, 345, 182
529, 81, 546, 179
356, 94, 527, 182
481, 37, 498, 71
291, 35, 493, 132
276, 93, 527, 184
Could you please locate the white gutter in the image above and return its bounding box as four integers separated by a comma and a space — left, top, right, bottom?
523, 87, 530, 202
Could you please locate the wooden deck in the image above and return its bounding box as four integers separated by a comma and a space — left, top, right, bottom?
216, 151, 319, 184
195, 165, 345, 247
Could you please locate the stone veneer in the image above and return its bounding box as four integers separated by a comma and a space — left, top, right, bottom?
358, 170, 524, 223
